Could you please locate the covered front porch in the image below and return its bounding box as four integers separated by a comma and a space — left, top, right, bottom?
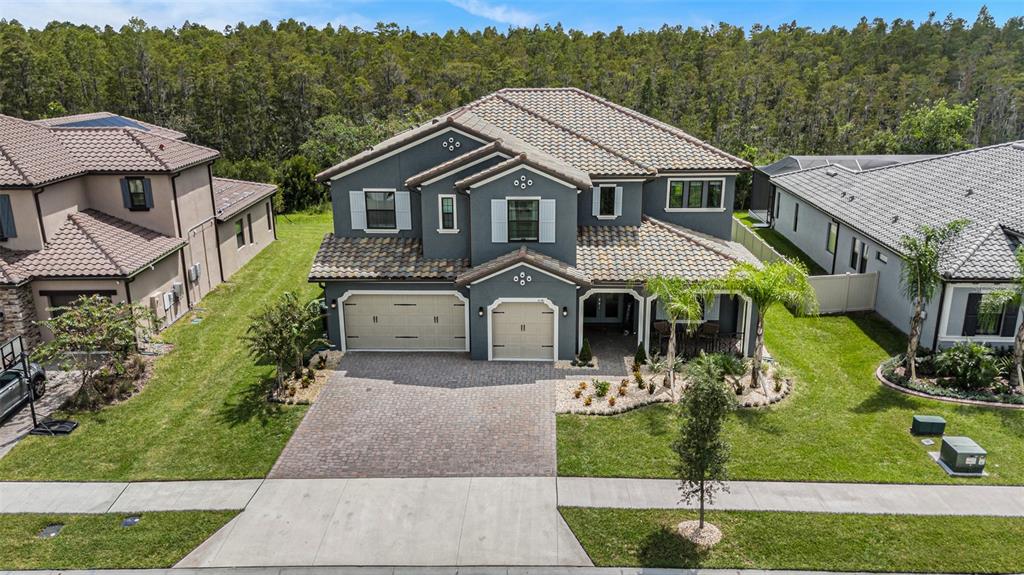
645, 292, 752, 359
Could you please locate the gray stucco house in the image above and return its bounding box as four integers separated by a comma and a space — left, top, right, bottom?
310, 87, 759, 362
761, 143, 1024, 351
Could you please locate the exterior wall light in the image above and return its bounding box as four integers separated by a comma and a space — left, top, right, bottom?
329, 299, 338, 310
478, 306, 485, 317
561, 306, 569, 317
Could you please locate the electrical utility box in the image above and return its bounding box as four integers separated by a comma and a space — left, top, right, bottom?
911, 415, 946, 435
940, 436, 986, 473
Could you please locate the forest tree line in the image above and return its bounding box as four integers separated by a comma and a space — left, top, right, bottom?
0, 8, 1021, 210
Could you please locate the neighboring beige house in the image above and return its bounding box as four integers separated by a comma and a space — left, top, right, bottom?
0, 112, 277, 346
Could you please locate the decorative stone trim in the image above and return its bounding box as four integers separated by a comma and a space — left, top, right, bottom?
0, 284, 41, 349
876, 363, 1024, 411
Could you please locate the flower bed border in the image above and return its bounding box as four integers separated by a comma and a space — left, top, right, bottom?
876, 363, 1024, 411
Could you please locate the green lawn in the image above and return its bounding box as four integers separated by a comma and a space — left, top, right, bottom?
733, 211, 827, 274
558, 308, 1024, 484
0, 213, 331, 481
561, 507, 1024, 573
0, 511, 236, 569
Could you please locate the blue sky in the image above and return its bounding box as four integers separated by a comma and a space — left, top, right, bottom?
1, 0, 1018, 32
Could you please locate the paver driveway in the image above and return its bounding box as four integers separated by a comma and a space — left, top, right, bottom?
269, 353, 571, 478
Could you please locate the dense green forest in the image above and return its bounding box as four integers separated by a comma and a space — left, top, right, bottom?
1, 9, 1021, 207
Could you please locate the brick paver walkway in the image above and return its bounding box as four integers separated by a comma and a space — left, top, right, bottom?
269, 353, 570, 478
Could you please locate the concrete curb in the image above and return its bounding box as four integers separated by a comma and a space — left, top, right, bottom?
875, 363, 1024, 410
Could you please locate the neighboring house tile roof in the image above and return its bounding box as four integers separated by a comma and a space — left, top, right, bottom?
309, 234, 469, 281
0, 113, 218, 187
33, 112, 188, 140
758, 154, 939, 177
771, 141, 1024, 280
316, 87, 749, 183
454, 245, 592, 287
212, 177, 277, 221
576, 217, 752, 282
0, 209, 184, 283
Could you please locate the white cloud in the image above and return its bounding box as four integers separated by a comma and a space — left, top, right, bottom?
446, 0, 537, 27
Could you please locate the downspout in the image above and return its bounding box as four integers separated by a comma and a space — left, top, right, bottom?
206, 164, 226, 283
171, 172, 193, 310
33, 187, 47, 244
930, 280, 947, 352
830, 220, 840, 275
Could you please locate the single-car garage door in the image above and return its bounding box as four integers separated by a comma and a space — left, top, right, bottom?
342, 293, 466, 351
491, 301, 555, 361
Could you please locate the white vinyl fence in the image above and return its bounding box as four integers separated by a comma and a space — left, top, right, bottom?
731, 218, 787, 265
808, 272, 879, 314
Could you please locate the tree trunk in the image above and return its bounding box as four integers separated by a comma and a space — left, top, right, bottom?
667, 319, 678, 402
907, 299, 923, 382
698, 478, 705, 529
750, 313, 765, 391
1013, 317, 1024, 389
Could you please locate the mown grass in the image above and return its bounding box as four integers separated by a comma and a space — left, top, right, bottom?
0, 213, 331, 481
557, 308, 1024, 484
0, 511, 236, 569
733, 210, 827, 274
561, 507, 1024, 573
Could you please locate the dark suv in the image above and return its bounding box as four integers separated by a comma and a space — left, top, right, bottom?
0, 361, 46, 421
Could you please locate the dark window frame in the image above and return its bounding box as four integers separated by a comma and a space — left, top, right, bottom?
265, 202, 273, 230
598, 185, 616, 217
365, 190, 397, 230
668, 181, 685, 209
826, 222, 838, 254
126, 177, 148, 211
507, 198, 540, 242
439, 194, 457, 231
793, 203, 799, 232
234, 219, 245, 249
247, 213, 254, 244
706, 180, 723, 209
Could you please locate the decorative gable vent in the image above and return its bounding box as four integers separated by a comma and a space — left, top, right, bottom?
513, 174, 533, 190
441, 136, 462, 152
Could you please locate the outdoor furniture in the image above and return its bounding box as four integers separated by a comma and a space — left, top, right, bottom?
911, 415, 946, 435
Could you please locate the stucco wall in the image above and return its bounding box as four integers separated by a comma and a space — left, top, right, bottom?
84, 173, 177, 236
467, 264, 578, 360
641, 174, 736, 239
771, 187, 837, 273
31, 278, 127, 340
329, 128, 486, 239
128, 252, 187, 330
37, 177, 88, 246
1, 188, 44, 251
468, 167, 579, 266
417, 154, 507, 260
577, 180, 643, 227
217, 199, 276, 281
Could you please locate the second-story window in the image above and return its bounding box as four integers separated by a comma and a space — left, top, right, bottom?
508, 199, 539, 241
365, 191, 396, 230
598, 186, 616, 217
438, 194, 457, 232
234, 219, 245, 248
127, 177, 148, 210
667, 178, 725, 211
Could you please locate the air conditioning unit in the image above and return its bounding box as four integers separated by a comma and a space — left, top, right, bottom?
188, 262, 202, 282
162, 291, 174, 311
172, 282, 184, 299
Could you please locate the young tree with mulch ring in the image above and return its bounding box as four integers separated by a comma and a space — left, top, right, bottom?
898, 220, 968, 381
674, 352, 734, 545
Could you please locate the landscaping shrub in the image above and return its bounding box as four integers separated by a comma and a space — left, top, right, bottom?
634, 344, 647, 367
578, 339, 593, 364
634, 370, 645, 387
594, 380, 611, 397
935, 342, 999, 391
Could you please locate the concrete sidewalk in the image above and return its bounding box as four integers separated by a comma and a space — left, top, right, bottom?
0, 480, 261, 513
0, 568, 977, 575
556, 477, 1024, 516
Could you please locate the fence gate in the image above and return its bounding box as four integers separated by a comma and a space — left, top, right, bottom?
808, 272, 879, 314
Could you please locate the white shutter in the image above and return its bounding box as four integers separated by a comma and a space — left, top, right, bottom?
539, 199, 556, 243
491, 199, 507, 243
591, 186, 601, 216
349, 191, 366, 230
395, 191, 412, 230
614, 186, 623, 217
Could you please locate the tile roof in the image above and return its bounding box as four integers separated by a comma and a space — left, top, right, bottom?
212, 177, 277, 221
0, 209, 184, 283
454, 245, 592, 287
309, 234, 469, 281
771, 141, 1024, 280
404, 141, 508, 188
33, 112, 187, 140
454, 153, 592, 191
576, 217, 751, 282
0, 113, 218, 188
316, 87, 749, 183
758, 154, 939, 176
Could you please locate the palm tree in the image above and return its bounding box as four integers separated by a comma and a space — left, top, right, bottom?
644, 276, 709, 402
718, 260, 818, 394
898, 220, 968, 381
980, 246, 1024, 387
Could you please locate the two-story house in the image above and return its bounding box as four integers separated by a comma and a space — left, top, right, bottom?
764, 143, 1023, 352
311, 88, 759, 362
0, 112, 277, 345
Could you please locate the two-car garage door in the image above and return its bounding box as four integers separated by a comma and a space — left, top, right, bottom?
342, 293, 467, 351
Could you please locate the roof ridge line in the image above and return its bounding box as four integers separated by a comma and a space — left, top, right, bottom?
123, 128, 170, 170
566, 87, 751, 168
0, 139, 31, 186
946, 221, 1002, 277
68, 212, 129, 275
642, 215, 740, 263
856, 140, 1024, 175
488, 93, 654, 174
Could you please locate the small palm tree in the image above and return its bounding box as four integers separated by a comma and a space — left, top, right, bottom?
980, 246, 1024, 387
899, 220, 968, 381
718, 260, 818, 394
645, 276, 710, 402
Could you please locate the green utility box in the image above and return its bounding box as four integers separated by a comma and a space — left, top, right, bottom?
940, 436, 987, 473
911, 415, 946, 435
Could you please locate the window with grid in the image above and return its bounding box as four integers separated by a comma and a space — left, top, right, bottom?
365, 191, 396, 229
507, 199, 539, 241
598, 186, 616, 216
127, 177, 147, 210
439, 196, 456, 230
